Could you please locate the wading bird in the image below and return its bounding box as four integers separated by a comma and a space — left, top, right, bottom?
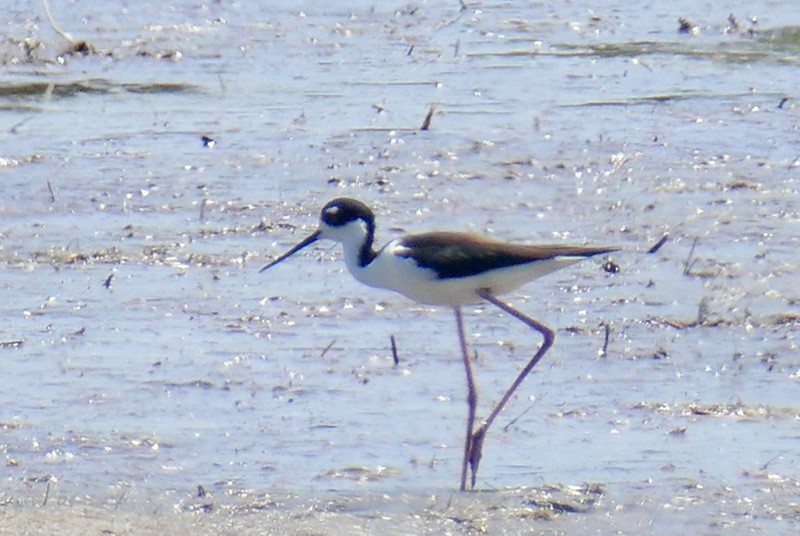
261, 197, 618, 490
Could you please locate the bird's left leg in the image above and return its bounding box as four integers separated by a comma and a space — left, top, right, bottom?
466, 288, 555, 489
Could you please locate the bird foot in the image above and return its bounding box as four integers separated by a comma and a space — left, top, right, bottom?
468, 426, 486, 489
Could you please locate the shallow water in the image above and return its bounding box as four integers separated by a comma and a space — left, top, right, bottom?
1, 0, 799, 532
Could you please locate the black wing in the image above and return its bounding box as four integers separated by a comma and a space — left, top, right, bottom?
395, 232, 617, 279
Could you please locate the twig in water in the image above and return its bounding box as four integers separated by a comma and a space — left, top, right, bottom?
217, 73, 228, 96
683, 237, 699, 275
696, 297, 710, 326
42, 480, 51, 507
599, 321, 611, 357
42, 0, 95, 53
42, 0, 77, 45
420, 104, 436, 131
43, 82, 55, 102
46, 181, 55, 203
502, 403, 535, 432
114, 490, 126, 510
648, 233, 669, 254
320, 339, 336, 358
9, 117, 32, 134
390, 334, 399, 366
760, 453, 783, 471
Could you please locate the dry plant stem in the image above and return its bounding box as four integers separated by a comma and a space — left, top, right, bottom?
42, 0, 78, 45
601, 321, 611, 356
648, 233, 669, 254
390, 334, 399, 366
683, 237, 699, 275
420, 105, 436, 130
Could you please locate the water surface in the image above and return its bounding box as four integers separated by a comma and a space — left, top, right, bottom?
1, 0, 799, 532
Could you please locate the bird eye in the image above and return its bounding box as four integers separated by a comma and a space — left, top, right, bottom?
322, 205, 344, 225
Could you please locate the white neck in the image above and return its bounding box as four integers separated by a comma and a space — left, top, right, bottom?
322, 219, 376, 280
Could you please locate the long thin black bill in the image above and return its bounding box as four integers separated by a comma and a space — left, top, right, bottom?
259, 230, 321, 273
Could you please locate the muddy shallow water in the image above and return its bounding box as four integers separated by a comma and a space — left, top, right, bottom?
1, 0, 799, 533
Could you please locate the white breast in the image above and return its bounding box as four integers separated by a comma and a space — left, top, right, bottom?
344, 240, 585, 307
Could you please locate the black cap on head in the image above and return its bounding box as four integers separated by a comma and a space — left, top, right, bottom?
321, 198, 374, 227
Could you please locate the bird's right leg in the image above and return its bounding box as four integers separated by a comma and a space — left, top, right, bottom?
454, 307, 477, 492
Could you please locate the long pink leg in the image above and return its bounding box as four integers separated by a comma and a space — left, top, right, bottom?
465, 288, 555, 489
454, 307, 477, 491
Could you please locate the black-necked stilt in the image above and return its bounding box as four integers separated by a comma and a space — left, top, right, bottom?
261, 197, 619, 490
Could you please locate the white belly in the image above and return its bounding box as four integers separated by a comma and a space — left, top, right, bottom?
349, 250, 584, 307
